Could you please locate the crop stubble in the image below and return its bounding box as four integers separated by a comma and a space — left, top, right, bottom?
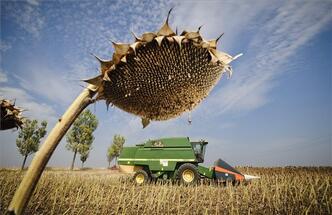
0, 167, 331, 215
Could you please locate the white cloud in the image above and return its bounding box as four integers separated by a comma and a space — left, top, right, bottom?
0, 69, 8, 83
3, 1, 44, 38
0, 40, 12, 52
27, 0, 40, 6
14, 67, 79, 105
173, 1, 270, 51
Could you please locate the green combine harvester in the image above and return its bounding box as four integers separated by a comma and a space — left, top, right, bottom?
118, 137, 259, 185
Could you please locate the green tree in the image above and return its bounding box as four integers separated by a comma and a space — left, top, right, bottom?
66, 109, 98, 170
79, 143, 91, 168
107, 145, 116, 168
16, 119, 47, 170
107, 134, 125, 167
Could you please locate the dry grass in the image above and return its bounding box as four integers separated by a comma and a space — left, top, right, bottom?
1, 167, 331, 215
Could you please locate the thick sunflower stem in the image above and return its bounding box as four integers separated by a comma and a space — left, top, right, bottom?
8, 85, 97, 215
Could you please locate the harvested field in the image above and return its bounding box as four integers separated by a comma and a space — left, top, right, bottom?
1, 167, 331, 215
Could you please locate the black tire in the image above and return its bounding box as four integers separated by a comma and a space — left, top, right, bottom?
133, 169, 150, 185
177, 163, 199, 185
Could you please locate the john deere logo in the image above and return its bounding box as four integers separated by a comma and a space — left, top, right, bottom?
152, 141, 164, 147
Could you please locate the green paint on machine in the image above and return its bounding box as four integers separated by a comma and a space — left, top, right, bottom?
198, 165, 215, 179
118, 137, 206, 177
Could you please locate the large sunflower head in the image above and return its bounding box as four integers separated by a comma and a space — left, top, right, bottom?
85, 9, 241, 127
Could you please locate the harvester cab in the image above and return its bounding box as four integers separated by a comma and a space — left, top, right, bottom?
191, 140, 208, 163
118, 137, 259, 185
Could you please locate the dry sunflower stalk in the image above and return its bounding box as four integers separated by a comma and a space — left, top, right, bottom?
0, 99, 24, 130
85, 8, 242, 127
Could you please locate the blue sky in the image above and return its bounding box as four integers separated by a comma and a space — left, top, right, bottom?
0, 0, 331, 168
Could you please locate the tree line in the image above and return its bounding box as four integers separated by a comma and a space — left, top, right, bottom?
15, 110, 125, 170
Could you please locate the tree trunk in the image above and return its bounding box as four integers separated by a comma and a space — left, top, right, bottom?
21, 155, 28, 170
81, 161, 84, 169
115, 156, 117, 167
8, 85, 97, 215
70, 150, 77, 170
108, 160, 111, 169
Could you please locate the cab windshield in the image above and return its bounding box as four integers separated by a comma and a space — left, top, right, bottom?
191, 141, 207, 162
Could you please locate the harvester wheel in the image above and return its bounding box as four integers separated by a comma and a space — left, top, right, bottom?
133, 170, 149, 185
178, 163, 199, 185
